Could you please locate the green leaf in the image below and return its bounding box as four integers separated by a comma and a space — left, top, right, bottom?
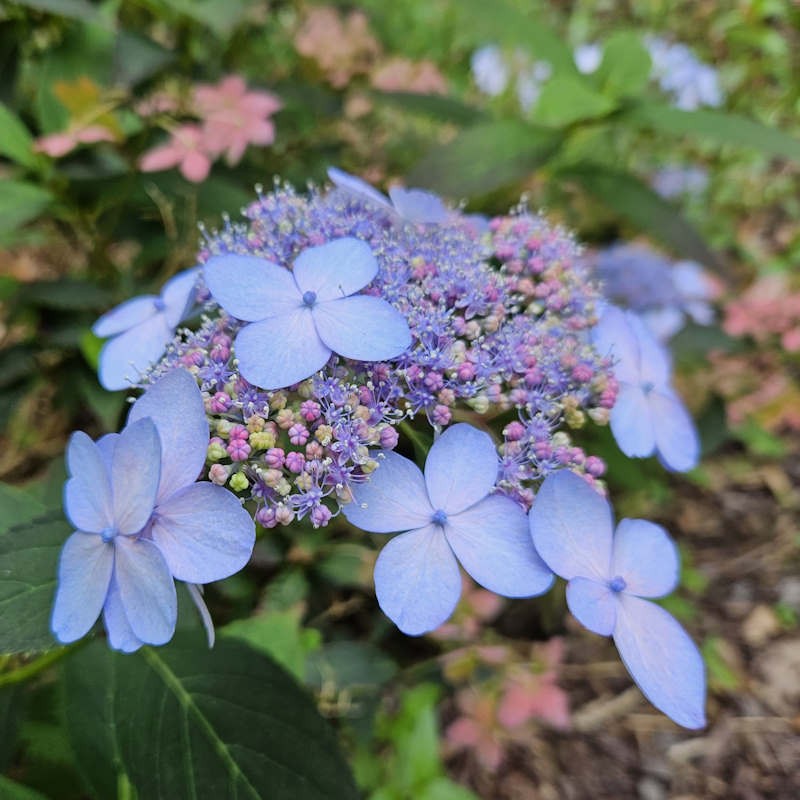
372, 92, 486, 125
19, 279, 113, 310
421, 777, 480, 800
9, 0, 103, 23
306, 641, 397, 693
0, 103, 37, 168
559, 163, 721, 268
0, 511, 67, 654
63, 636, 360, 800
158, 0, 250, 38
409, 120, 561, 197
222, 609, 322, 681
534, 76, 616, 127
0, 181, 53, 236
113, 31, 175, 88
595, 31, 651, 98
0, 483, 45, 531
0, 686, 22, 770
0, 777, 49, 800
624, 103, 800, 161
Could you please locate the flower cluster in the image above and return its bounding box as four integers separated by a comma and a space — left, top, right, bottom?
139, 75, 281, 183
73, 173, 706, 727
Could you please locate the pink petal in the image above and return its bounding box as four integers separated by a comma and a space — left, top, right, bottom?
139, 143, 182, 172
77, 125, 115, 144
242, 92, 282, 117
34, 132, 77, 157
180, 151, 211, 183
246, 119, 276, 147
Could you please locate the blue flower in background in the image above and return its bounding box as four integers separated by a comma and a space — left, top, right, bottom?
344, 423, 553, 635
592, 305, 699, 471
51, 369, 255, 652
93, 267, 199, 391
529, 469, 706, 729
327, 167, 449, 225
205, 237, 412, 390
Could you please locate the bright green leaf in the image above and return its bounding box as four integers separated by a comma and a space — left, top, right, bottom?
625, 103, 800, 161
0, 181, 53, 236
0, 103, 37, 168
0, 776, 49, 800
0, 512, 66, 654
596, 31, 651, 98
409, 120, 560, 197
63, 636, 360, 800
534, 76, 617, 127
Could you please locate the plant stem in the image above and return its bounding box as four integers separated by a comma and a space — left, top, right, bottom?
0, 641, 83, 688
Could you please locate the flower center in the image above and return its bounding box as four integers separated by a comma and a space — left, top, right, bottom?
302, 290, 317, 308
431, 509, 448, 527
153, 297, 166, 312
100, 526, 119, 543
609, 575, 627, 593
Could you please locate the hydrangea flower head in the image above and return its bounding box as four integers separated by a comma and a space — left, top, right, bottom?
93, 267, 199, 391
327, 167, 448, 224
592, 305, 699, 471
344, 423, 553, 634
51, 369, 255, 652
529, 469, 706, 729
204, 237, 411, 390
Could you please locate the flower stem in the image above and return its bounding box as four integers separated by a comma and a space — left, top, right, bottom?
0, 641, 83, 688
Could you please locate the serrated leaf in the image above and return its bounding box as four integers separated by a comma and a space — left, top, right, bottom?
0, 103, 37, 168
595, 31, 651, 98
0, 511, 66, 653
63, 636, 360, 800
409, 120, 561, 197
624, 103, 800, 161
560, 163, 720, 268
534, 76, 616, 127
372, 91, 485, 125
0, 181, 53, 235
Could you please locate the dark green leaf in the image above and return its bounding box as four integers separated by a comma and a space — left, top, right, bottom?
0, 345, 36, 390
158, 0, 250, 38
0, 103, 37, 168
0, 686, 22, 770
0, 777, 49, 800
19, 279, 113, 310
64, 635, 360, 800
595, 31, 651, 98
409, 120, 561, 197
113, 31, 175, 88
624, 103, 800, 161
306, 641, 397, 693
0, 181, 53, 235
560, 163, 721, 268
0, 511, 67, 654
372, 91, 486, 125
534, 77, 616, 127
9, 0, 103, 23
0, 482, 45, 531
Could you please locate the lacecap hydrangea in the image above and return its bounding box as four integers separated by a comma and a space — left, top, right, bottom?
59, 170, 705, 728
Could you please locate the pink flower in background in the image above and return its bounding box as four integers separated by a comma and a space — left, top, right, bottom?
194, 75, 281, 165
370, 58, 448, 94
446, 690, 505, 771
34, 124, 115, 158
139, 124, 212, 183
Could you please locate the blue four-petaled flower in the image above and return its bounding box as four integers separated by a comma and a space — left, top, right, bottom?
529, 469, 706, 729
51, 369, 256, 652
204, 237, 412, 390
343, 423, 553, 635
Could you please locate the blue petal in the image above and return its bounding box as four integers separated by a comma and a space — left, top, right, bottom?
312, 295, 411, 362
529, 470, 614, 581
160, 267, 200, 327
612, 519, 679, 598
128, 369, 209, 502
151, 482, 255, 583
650, 390, 700, 472
327, 167, 392, 209
114, 536, 177, 645
293, 238, 378, 301
94, 433, 118, 472
446, 494, 553, 597
610, 385, 655, 458
613, 594, 706, 729
425, 424, 498, 514
344, 451, 433, 533
373, 524, 461, 635
93, 296, 158, 338
204, 254, 300, 322
388, 187, 448, 224
628, 312, 671, 389
234, 313, 331, 390
102, 574, 143, 653
51, 532, 113, 643
64, 431, 113, 533
97, 314, 173, 391
591, 305, 640, 385
566, 576, 617, 635
111, 418, 161, 536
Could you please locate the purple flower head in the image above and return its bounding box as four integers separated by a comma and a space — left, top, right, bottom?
93, 268, 199, 391
343, 423, 553, 635
529, 470, 706, 729
592, 305, 699, 472
51, 369, 255, 652
328, 167, 449, 225
204, 237, 411, 390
